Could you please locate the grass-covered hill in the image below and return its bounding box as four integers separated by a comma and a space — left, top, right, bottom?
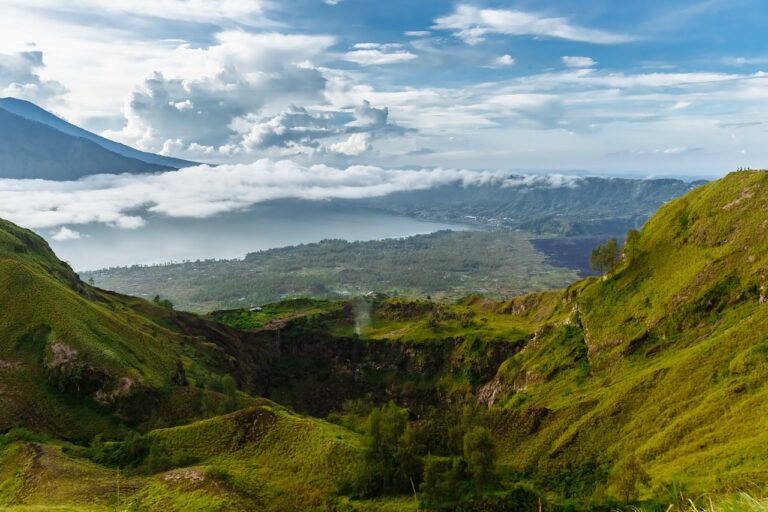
497, 170, 768, 490
0, 218, 271, 441
202, 171, 768, 505
1, 171, 768, 511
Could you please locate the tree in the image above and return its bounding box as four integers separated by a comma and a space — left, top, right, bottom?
152, 294, 174, 309
462, 426, 497, 491
590, 238, 621, 275
395, 424, 423, 497
612, 455, 651, 504
420, 456, 465, 506
624, 229, 640, 263
353, 401, 413, 497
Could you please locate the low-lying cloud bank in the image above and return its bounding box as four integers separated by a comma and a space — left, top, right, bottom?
0, 161, 582, 230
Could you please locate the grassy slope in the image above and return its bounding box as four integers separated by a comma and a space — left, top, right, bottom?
197, 170, 768, 500
0, 404, 367, 512
0, 220, 241, 440
144, 404, 361, 511
488, 171, 768, 495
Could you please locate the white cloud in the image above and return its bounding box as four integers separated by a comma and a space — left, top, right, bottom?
4, 0, 266, 23
351, 100, 389, 127
0, 163, 582, 230
433, 5, 632, 45
611, 146, 703, 156
561, 56, 597, 68
670, 101, 691, 110
489, 54, 515, 67
51, 226, 81, 241
331, 133, 372, 155
171, 100, 193, 111
724, 56, 768, 66
0, 50, 67, 106
240, 106, 336, 150
344, 43, 418, 66
226, 99, 406, 158
106, 31, 336, 155
405, 31, 431, 37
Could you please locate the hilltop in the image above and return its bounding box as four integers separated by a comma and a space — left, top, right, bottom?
0, 171, 767, 510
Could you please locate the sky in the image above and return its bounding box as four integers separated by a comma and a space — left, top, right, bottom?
1, 0, 768, 175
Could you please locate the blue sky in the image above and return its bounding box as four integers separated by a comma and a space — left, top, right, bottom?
1, 0, 768, 175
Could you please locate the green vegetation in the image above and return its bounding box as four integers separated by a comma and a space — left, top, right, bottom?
82, 230, 579, 312
4, 171, 768, 511
590, 237, 621, 274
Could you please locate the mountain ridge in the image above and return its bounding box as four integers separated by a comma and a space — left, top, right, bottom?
0, 98, 198, 180
0, 97, 195, 170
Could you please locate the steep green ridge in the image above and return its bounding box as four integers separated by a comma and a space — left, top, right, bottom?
482, 170, 768, 493
0, 171, 767, 510
0, 219, 260, 440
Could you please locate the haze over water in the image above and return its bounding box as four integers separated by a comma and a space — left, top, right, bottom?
47, 202, 469, 271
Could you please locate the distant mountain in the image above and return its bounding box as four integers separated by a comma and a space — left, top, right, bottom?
0, 108, 165, 179
0, 97, 194, 170
348, 176, 707, 236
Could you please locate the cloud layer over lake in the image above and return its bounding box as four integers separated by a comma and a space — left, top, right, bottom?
0, 163, 582, 231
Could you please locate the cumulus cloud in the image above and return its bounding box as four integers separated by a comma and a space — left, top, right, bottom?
0, 50, 67, 105
51, 226, 81, 241
561, 56, 597, 68
241, 106, 336, 150
351, 100, 389, 127
0, 163, 582, 230
433, 5, 632, 45
344, 43, 418, 66
107, 31, 335, 156
235, 100, 405, 154
331, 133, 372, 155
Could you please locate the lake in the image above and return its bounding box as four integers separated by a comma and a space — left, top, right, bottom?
45, 200, 471, 271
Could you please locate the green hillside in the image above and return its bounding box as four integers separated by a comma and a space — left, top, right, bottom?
0, 219, 259, 440
0, 171, 767, 510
